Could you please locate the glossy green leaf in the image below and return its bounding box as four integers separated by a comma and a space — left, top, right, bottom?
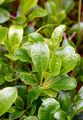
0, 27, 8, 43
0, 87, 17, 116
51, 25, 66, 50
56, 45, 80, 74
75, 100, 83, 114
16, 85, 27, 101
79, 87, 83, 100
38, 98, 60, 120
49, 55, 61, 76
54, 110, 68, 120
25, 116, 38, 120
28, 6, 47, 21
15, 48, 31, 62
20, 0, 38, 15
29, 32, 44, 42
58, 92, 72, 113
8, 25, 23, 52
20, 72, 35, 85
27, 86, 41, 106
0, 8, 10, 23
31, 42, 50, 75
50, 75, 77, 91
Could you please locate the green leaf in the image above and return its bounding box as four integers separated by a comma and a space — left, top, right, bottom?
7, 106, 15, 113
75, 100, 83, 114
0, 8, 10, 23
51, 25, 66, 50
50, 75, 77, 91
54, 110, 68, 120
45, 1, 56, 15
31, 42, 50, 75
29, 32, 44, 42
61, 0, 75, 14
5, 71, 18, 82
0, 73, 5, 85
15, 48, 31, 62
17, 85, 27, 101
21, 42, 32, 57
0, 27, 8, 43
38, 98, 60, 120
20, 0, 38, 15
58, 92, 72, 113
5, 54, 17, 61
9, 109, 24, 119
28, 6, 47, 21
20, 72, 35, 85
49, 55, 61, 76
44, 89, 57, 98
79, 87, 83, 100
27, 86, 41, 106
0, 0, 5, 4
25, 116, 38, 120
15, 96, 24, 110
56, 45, 80, 74
8, 25, 23, 52
0, 87, 17, 117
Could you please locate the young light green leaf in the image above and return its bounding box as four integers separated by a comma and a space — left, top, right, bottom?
21, 42, 32, 57
31, 42, 50, 75
0, 87, 17, 117
29, 32, 44, 42
0, 27, 8, 43
38, 98, 60, 120
44, 89, 57, 98
49, 55, 61, 76
15, 48, 31, 62
0, 8, 10, 23
50, 75, 77, 91
0, 0, 5, 4
5, 54, 17, 61
51, 25, 66, 50
27, 86, 41, 106
54, 110, 68, 120
56, 45, 80, 74
20, 72, 35, 85
28, 6, 47, 21
25, 116, 38, 120
8, 25, 23, 52
20, 0, 38, 15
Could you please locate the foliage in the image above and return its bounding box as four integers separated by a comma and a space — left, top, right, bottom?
0, 0, 83, 120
